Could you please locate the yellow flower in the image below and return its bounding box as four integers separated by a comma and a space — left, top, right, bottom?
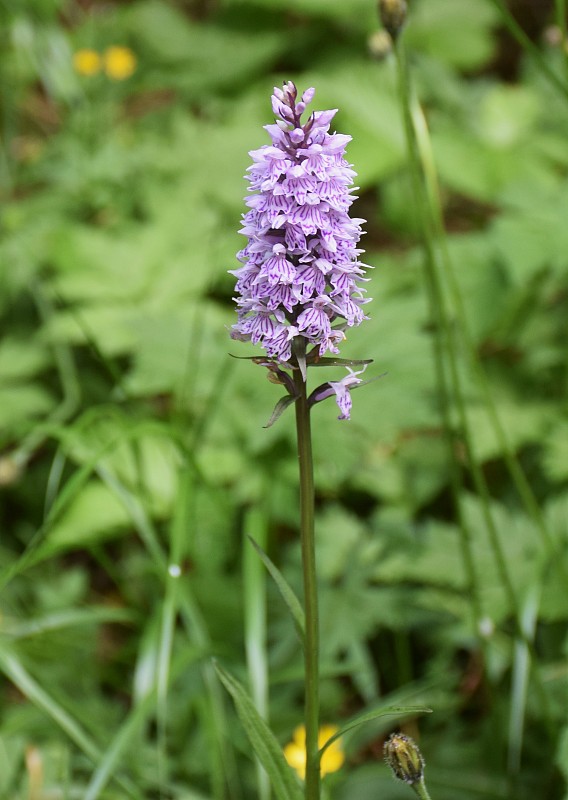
284, 724, 344, 780
103, 46, 137, 81
73, 49, 102, 77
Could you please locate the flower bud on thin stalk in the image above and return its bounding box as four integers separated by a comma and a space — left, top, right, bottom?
379, 0, 408, 41
230, 82, 374, 422
384, 734, 434, 800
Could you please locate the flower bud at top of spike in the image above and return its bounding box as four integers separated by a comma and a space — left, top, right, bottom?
379, 0, 407, 40
302, 87, 316, 104
285, 80, 297, 99
384, 734, 425, 785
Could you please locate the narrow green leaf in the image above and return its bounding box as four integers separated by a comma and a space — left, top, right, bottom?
0, 649, 99, 760
296, 352, 308, 383
248, 536, 305, 641
318, 705, 433, 758
508, 584, 540, 774
214, 662, 303, 800
264, 394, 298, 429
243, 509, 270, 800
307, 357, 374, 368
2, 606, 135, 639
83, 691, 155, 800
0, 649, 139, 797
351, 373, 387, 390
228, 353, 270, 361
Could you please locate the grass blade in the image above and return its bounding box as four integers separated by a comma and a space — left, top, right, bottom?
244, 508, 270, 800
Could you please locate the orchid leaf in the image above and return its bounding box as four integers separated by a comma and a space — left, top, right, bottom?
306, 357, 374, 368
228, 353, 276, 361
264, 394, 298, 429
214, 663, 303, 800
247, 536, 305, 641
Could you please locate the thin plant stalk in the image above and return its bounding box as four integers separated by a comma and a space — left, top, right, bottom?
413, 779, 433, 800
293, 340, 320, 800
556, 0, 568, 69
488, 0, 568, 102
411, 98, 562, 570
393, 36, 555, 743
393, 41, 484, 638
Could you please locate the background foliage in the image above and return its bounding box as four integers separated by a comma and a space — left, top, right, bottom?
1, 0, 567, 798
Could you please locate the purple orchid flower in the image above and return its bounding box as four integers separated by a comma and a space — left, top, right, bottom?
308, 366, 368, 420
230, 82, 374, 423
230, 82, 370, 365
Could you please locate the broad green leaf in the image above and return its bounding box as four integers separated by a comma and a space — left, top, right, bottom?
127, 0, 287, 92
441, 233, 509, 342
491, 181, 568, 282
214, 663, 303, 800
0, 338, 50, 381
405, 0, 498, 69
223, 0, 374, 25
58, 415, 183, 518
42, 480, 131, 553
0, 384, 54, 429
478, 85, 540, 148
466, 396, 552, 464
302, 61, 405, 188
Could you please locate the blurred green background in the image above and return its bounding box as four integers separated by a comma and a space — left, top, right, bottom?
1, 0, 568, 798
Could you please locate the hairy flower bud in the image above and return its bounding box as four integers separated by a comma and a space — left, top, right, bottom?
379, 0, 407, 40
384, 733, 425, 785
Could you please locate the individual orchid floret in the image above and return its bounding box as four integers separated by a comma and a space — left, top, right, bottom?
308, 365, 368, 421
230, 82, 370, 368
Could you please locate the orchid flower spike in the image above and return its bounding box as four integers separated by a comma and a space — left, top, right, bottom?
230, 83, 370, 365
229, 82, 375, 423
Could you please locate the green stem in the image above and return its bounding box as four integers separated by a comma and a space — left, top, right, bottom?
393, 37, 555, 742
413, 84, 563, 570
555, 0, 568, 88
393, 41, 484, 637
488, 0, 568, 103
293, 341, 320, 800
412, 778, 433, 800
